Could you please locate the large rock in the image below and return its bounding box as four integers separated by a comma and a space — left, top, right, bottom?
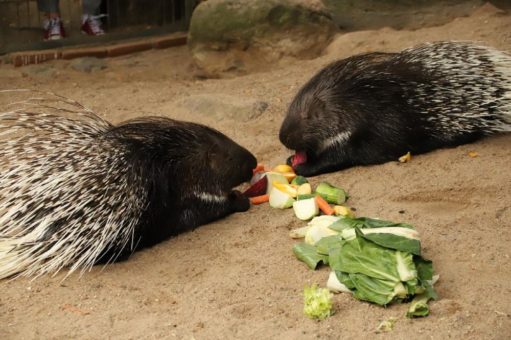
322, 0, 486, 31
188, 0, 337, 77
69, 57, 108, 73
174, 94, 268, 122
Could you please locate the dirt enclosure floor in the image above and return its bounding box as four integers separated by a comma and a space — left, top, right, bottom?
1, 3, 511, 340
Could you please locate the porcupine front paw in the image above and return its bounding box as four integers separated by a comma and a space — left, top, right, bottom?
229, 190, 250, 212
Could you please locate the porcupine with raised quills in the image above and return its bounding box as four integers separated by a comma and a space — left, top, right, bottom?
279, 41, 511, 176
0, 91, 257, 279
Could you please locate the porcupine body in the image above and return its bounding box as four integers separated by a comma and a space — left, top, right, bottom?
279, 41, 511, 176
0, 92, 256, 278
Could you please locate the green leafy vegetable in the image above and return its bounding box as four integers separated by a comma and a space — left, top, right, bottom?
291, 213, 438, 317
293, 243, 328, 269
407, 293, 431, 318
303, 284, 334, 320
350, 273, 408, 305
295, 215, 341, 246
327, 271, 352, 293
328, 217, 421, 255
361, 230, 421, 256
291, 176, 309, 186
315, 235, 344, 255
335, 270, 356, 290
331, 231, 417, 283
296, 194, 316, 200
376, 317, 398, 333
328, 217, 415, 231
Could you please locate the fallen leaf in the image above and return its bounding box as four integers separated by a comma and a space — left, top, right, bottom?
398, 152, 412, 163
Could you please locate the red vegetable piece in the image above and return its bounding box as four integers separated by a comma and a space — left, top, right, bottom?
252, 163, 265, 175
243, 175, 268, 197
250, 171, 266, 186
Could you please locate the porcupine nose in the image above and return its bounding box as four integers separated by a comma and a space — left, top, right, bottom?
240, 148, 257, 182
279, 116, 301, 149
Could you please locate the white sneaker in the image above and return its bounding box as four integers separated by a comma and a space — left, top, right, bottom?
81, 14, 106, 36
43, 17, 65, 40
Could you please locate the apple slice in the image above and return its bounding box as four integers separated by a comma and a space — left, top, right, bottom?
269, 187, 295, 209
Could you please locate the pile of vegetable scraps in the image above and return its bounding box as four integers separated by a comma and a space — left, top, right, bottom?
243, 164, 439, 320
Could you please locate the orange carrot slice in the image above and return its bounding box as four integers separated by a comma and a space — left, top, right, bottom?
250, 194, 269, 205
252, 163, 266, 175
315, 195, 334, 215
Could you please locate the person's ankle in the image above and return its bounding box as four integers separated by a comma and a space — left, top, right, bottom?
46, 12, 60, 19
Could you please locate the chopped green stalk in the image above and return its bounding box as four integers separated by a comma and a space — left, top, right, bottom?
297, 194, 316, 200
315, 182, 347, 205
303, 284, 334, 320
291, 176, 309, 185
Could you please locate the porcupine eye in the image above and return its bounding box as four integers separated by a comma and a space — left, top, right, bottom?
206, 145, 225, 175
305, 98, 326, 120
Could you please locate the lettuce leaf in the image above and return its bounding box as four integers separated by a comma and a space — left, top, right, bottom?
334, 270, 356, 290
293, 242, 328, 269
407, 294, 431, 317
328, 217, 421, 255
328, 217, 415, 231
303, 284, 334, 320
315, 235, 344, 255
349, 273, 408, 305
330, 230, 417, 283
292, 215, 438, 316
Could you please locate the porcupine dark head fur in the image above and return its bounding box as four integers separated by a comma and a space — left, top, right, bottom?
279, 41, 511, 176
0, 91, 257, 278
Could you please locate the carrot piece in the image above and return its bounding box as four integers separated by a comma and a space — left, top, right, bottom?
252, 163, 266, 175
315, 195, 334, 215
250, 194, 269, 205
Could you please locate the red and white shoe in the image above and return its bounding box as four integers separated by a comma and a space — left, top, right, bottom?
81, 14, 106, 36
43, 17, 65, 41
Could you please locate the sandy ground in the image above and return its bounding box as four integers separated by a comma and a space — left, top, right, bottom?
1, 3, 511, 339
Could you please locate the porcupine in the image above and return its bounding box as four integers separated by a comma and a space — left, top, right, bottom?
279, 41, 511, 176
0, 91, 257, 279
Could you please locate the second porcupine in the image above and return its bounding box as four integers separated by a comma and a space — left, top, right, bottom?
279, 41, 511, 176
0, 92, 257, 279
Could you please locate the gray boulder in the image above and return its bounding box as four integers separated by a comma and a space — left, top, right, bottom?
323, 0, 485, 31
69, 57, 108, 73
174, 94, 268, 122
188, 0, 337, 77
